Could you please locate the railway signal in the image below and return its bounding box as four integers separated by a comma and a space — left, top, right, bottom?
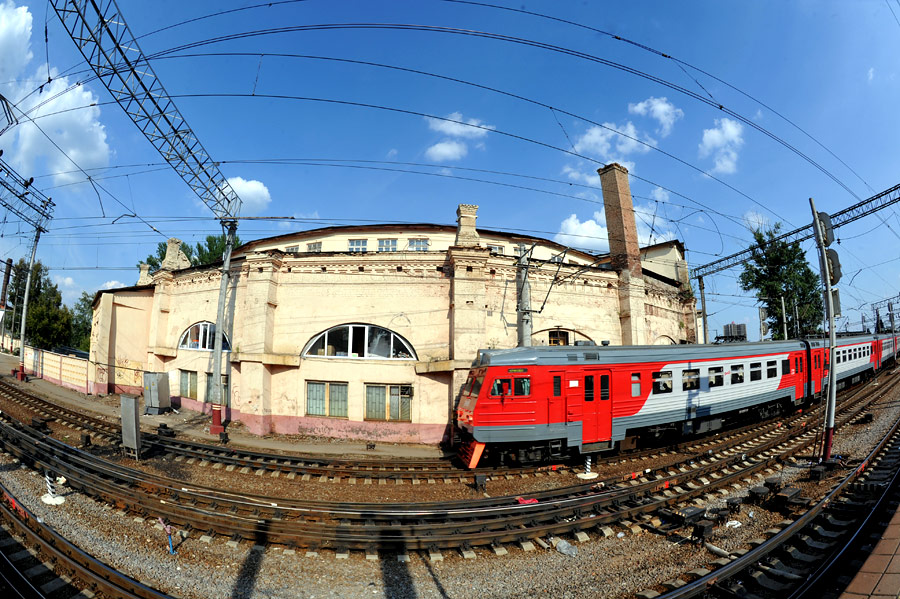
810, 198, 838, 461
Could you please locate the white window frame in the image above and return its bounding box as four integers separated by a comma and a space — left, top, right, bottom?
178, 322, 231, 351
307, 241, 322, 253
408, 238, 429, 252
285, 245, 299, 253
378, 238, 398, 253
348, 239, 367, 253
303, 324, 417, 360
486, 244, 504, 254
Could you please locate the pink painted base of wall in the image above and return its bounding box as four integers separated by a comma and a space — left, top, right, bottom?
171, 396, 447, 444
31, 373, 88, 395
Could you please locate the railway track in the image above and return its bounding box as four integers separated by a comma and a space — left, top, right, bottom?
0, 374, 872, 486
0, 368, 892, 559
636, 389, 900, 599
0, 478, 174, 599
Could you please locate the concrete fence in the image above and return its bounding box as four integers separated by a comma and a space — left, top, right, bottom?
1, 334, 90, 394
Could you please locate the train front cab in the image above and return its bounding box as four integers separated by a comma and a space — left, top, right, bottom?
457, 363, 614, 468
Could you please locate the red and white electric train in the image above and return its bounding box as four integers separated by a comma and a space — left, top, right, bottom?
457, 334, 897, 468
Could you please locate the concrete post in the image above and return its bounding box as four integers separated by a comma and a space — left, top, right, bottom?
516, 243, 532, 347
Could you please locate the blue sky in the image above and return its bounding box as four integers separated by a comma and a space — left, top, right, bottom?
0, 0, 898, 340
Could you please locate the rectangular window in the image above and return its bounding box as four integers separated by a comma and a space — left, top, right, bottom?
584, 375, 595, 401
553, 376, 562, 397
365, 384, 412, 421
205, 372, 229, 404
549, 330, 569, 346
709, 366, 724, 388
513, 246, 524, 256
378, 238, 398, 252
600, 375, 609, 400
514, 378, 531, 396
348, 239, 367, 253
180, 370, 198, 399
408, 238, 429, 251
652, 371, 673, 394
767, 360, 777, 378
307, 242, 322, 253
285, 245, 299, 253
731, 364, 744, 384
682, 369, 700, 391
782, 359, 790, 375
550, 253, 564, 263
631, 373, 641, 397
490, 378, 512, 396
306, 382, 348, 418
486, 244, 503, 254
750, 362, 762, 381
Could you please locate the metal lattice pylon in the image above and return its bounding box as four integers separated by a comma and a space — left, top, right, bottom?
51, 0, 240, 220
692, 182, 900, 279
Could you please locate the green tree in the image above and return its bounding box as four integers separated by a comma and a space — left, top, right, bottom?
70, 291, 94, 351
3, 259, 72, 350
140, 234, 241, 273
739, 225, 823, 339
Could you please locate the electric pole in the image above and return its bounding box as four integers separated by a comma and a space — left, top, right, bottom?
780, 296, 788, 340
516, 243, 532, 347
699, 276, 709, 344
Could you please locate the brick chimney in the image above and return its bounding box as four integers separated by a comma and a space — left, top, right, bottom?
598, 163, 645, 345
598, 163, 642, 278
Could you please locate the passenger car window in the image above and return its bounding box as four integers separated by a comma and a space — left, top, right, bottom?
631, 373, 641, 397
585, 375, 595, 401
682, 369, 700, 391
766, 360, 777, 378
709, 366, 724, 388
731, 364, 744, 384
652, 371, 672, 394
750, 362, 762, 382
600, 375, 610, 400
782, 359, 790, 375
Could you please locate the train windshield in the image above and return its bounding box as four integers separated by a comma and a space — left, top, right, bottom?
469, 373, 485, 398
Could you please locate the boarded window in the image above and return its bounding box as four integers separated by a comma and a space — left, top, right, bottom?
709, 366, 724, 388
180, 370, 198, 399
652, 371, 673, 394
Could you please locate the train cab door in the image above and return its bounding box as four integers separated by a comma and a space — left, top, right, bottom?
578, 369, 612, 444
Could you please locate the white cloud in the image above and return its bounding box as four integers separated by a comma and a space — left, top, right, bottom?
573, 122, 653, 159
425, 140, 467, 162
698, 118, 744, 174
101, 280, 124, 290
628, 96, 683, 137
650, 187, 669, 203
426, 111, 494, 139
227, 177, 271, 215
868, 67, 875, 82
53, 274, 75, 288
554, 211, 609, 252
743, 210, 769, 232
386, 148, 398, 159
1, 2, 110, 186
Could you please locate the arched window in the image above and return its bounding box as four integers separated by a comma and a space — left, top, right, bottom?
303, 324, 417, 360
178, 322, 231, 351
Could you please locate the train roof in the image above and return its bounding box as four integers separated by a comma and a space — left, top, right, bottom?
476, 334, 892, 367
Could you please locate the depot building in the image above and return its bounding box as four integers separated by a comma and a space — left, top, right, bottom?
89, 164, 697, 444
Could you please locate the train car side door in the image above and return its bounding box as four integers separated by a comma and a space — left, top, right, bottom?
548, 370, 565, 426
580, 369, 612, 443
